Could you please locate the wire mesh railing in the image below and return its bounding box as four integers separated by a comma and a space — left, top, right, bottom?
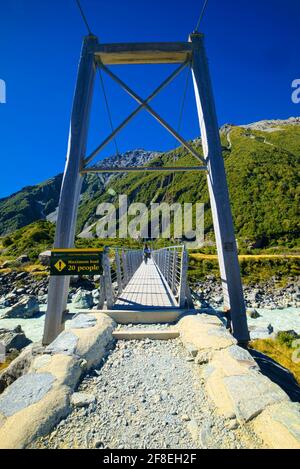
99, 247, 143, 309
98, 245, 192, 310
152, 245, 189, 308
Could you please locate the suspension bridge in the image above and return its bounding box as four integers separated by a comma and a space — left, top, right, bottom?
42, 27, 250, 347
92, 246, 192, 326
1, 1, 300, 451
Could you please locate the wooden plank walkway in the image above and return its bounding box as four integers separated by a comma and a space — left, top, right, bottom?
115, 259, 177, 310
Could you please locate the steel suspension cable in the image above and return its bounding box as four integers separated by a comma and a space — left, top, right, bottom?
98, 69, 120, 156
195, 0, 209, 31
170, 65, 191, 202
74, 0, 120, 157
75, 0, 93, 35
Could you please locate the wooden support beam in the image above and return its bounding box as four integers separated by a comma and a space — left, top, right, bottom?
190, 32, 249, 344
100, 63, 206, 164
98, 275, 105, 310
94, 42, 192, 65
103, 247, 114, 310
43, 35, 98, 345
84, 61, 188, 166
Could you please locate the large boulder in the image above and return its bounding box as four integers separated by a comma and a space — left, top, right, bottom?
249, 324, 274, 340
0, 293, 18, 309
2, 296, 40, 319
72, 290, 94, 309
16, 255, 30, 264
247, 308, 261, 319
0, 343, 44, 394
0, 326, 31, 352
38, 251, 51, 266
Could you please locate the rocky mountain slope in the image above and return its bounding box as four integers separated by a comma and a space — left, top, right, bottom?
77, 118, 300, 248
0, 118, 299, 248
0, 150, 159, 237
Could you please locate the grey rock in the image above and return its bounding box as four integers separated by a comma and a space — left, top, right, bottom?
71, 392, 96, 408
16, 254, 30, 264
2, 296, 40, 319
207, 327, 235, 341
0, 373, 55, 417
227, 420, 239, 431
195, 351, 213, 365
0, 342, 45, 393
199, 422, 212, 449
38, 294, 48, 304
249, 324, 274, 340
228, 345, 258, 368
69, 314, 97, 330
45, 331, 78, 356
186, 343, 198, 358
38, 251, 51, 266
223, 372, 289, 422
73, 290, 94, 309
271, 402, 300, 441
0, 326, 31, 352
187, 419, 200, 444
247, 309, 261, 319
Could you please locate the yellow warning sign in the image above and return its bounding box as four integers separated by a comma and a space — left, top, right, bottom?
54, 259, 67, 272
50, 249, 103, 276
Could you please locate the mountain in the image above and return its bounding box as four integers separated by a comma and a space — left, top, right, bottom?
0, 118, 299, 249
0, 150, 159, 237
0, 175, 63, 236
77, 118, 300, 248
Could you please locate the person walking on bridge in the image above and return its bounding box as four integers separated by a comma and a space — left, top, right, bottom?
143, 244, 151, 264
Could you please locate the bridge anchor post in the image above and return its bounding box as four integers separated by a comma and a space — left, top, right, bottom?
190, 32, 249, 344
43, 35, 98, 345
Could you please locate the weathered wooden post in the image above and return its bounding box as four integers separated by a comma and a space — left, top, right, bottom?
43, 35, 98, 345
98, 275, 105, 310
190, 32, 249, 344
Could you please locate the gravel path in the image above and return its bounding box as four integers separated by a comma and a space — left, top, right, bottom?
31, 337, 263, 449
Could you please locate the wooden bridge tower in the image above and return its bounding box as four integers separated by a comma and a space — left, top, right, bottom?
43, 33, 250, 346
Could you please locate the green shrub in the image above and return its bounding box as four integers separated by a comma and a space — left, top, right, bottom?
2, 236, 13, 247
276, 331, 299, 349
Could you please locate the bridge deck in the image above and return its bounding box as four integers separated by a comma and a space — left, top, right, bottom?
115, 259, 177, 310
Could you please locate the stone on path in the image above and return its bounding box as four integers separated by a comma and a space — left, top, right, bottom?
71, 392, 96, 408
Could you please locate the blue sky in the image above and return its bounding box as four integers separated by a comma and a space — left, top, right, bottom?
0, 0, 299, 198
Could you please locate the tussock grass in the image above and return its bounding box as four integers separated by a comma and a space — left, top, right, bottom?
250, 338, 300, 385
0, 350, 19, 372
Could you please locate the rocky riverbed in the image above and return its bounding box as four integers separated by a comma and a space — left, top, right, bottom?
0, 271, 99, 314
0, 272, 299, 346
30, 337, 264, 449
1, 272, 299, 315
192, 276, 300, 311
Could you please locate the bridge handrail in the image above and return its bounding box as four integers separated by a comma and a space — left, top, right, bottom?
100, 247, 143, 309
99, 245, 190, 310
152, 245, 188, 308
